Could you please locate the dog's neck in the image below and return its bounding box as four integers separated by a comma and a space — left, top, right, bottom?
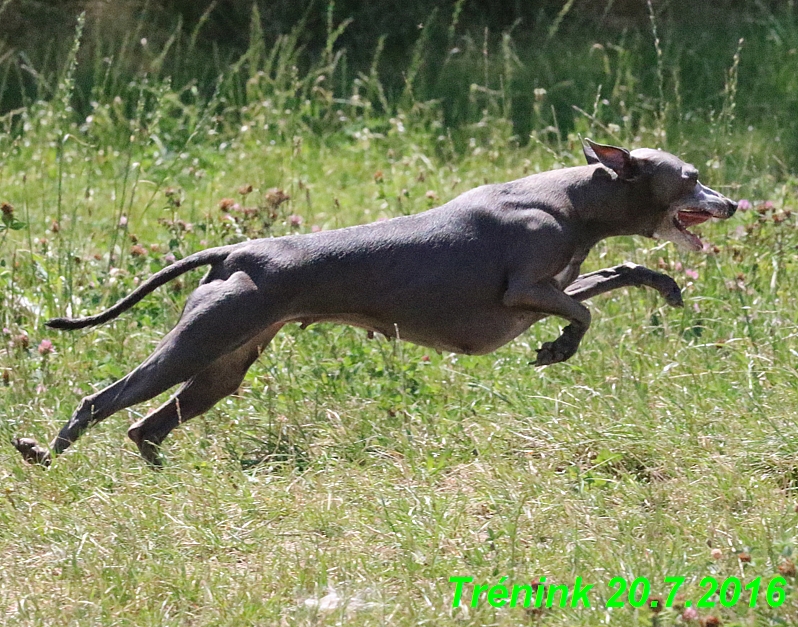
558, 165, 659, 244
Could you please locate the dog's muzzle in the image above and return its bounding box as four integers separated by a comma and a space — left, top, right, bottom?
655, 183, 737, 251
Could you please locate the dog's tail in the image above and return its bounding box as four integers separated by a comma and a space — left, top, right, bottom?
46, 246, 235, 330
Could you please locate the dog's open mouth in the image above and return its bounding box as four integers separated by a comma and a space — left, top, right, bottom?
674, 209, 713, 249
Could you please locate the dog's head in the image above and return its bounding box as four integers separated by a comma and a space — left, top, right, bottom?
584, 139, 737, 251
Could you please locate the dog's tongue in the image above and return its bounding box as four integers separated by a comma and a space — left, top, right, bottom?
678, 210, 712, 227
671, 213, 705, 251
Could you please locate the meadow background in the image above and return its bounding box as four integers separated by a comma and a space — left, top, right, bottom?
1, 0, 798, 625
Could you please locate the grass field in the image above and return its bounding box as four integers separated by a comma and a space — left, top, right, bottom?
2, 5, 798, 626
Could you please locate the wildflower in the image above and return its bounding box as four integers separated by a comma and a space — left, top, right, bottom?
425, 190, 438, 201
737, 551, 751, 563
682, 606, 698, 621
264, 188, 290, 208
702, 616, 721, 627
37, 339, 53, 355
737, 199, 751, 211
2, 370, 9, 386
12, 334, 29, 349
51, 220, 60, 233
130, 244, 147, 257
118, 215, 128, 227
685, 269, 699, 280
1, 202, 13, 217
421, 355, 430, 362
311, 225, 322, 233
219, 198, 237, 211
164, 252, 176, 264
288, 214, 303, 228
710, 548, 723, 559
373, 170, 384, 183
238, 184, 253, 196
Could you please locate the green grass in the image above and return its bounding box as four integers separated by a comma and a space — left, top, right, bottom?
2, 7, 798, 627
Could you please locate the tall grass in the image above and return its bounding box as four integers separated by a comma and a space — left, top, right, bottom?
0, 3, 797, 626
1, 3, 797, 161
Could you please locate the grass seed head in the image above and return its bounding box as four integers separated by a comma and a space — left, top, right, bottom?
265, 188, 290, 208
778, 560, 796, 577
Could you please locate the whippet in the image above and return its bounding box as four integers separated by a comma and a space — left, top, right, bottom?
12, 140, 737, 466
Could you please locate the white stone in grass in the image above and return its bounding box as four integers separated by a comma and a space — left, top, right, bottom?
303, 587, 377, 614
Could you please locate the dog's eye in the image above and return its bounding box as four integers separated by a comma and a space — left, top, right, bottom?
682, 169, 699, 185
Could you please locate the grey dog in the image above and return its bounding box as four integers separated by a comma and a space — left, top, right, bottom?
12, 140, 737, 466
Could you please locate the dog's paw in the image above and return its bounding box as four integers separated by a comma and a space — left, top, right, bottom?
534, 342, 563, 366
128, 426, 165, 468
137, 440, 166, 469
534, 338, 578, 366
11, 437, 52, 467
661, 281, 684, 307
533, 324, 584, 366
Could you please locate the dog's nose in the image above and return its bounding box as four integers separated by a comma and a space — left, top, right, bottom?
727, 199, 738, 216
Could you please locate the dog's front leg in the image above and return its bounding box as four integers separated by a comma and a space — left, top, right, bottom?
565, 262, 683, 307
503, 279, 591, 366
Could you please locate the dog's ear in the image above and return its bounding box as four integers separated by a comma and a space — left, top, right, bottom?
583, 139, 637, 180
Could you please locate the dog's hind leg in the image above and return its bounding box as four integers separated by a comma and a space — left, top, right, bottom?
127, 323, 284, 466
13, 270, 276, 466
